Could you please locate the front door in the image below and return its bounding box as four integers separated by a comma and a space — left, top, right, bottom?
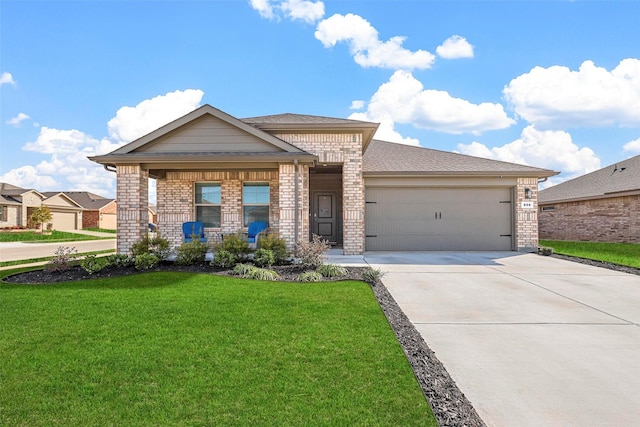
312, 192, 337, 243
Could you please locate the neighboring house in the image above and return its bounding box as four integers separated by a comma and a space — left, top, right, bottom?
59, 192, 117, 229
40, 192, 83, 231
0, 182, 45, 228
539, 155, 640, 243
89, 104, 557, 255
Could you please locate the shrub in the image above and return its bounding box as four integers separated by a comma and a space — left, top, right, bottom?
30, 206, 52, 233
253, 248, 275, 268
247, 267, 279, 281
135, 253, 160, 270
80, 254, 106, 275
131, 234, 172, 260
105, 253, 134, 268
539, 246, 554, 256
232, 263, 256, 277
258, 234, 289, 264
211, 249, 237, 269
294, 234, 331, 269
316, 263, 348, 278
45, 246, 78, 272
361, 266, 386, 284
217, 233, 250, 259
175, 240, 209, 265
297, 271, 323, 282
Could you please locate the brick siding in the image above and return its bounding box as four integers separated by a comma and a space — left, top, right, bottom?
539, 195, 640, 243
116, 165, 149, 254
83, 210, 100, 229
515, 177, 539, 251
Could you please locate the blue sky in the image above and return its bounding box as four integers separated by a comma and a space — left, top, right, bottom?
2, 0, 639, 200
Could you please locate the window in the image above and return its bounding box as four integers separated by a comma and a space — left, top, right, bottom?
243, 182, 269, 226
541, 206, 556, 212
0, 205, 6, 222
195, 183, 221, 227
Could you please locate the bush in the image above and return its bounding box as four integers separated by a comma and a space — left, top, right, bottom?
316, 263, 348, 278
211, 249, 237, 269
247, 267, 279, 281
45, 246, 78, 272
175, 240, 209, 265
258, 234, 289, 264
105, 253, 134, 268
131, 234, 172, 260
539, 246, 554, 256
217, 233, 250, 259
361, 266, 386, 284
297, 271, 323, 282
232, 263, 256, 277
253, 248, 275, 268
80, 254, 106, 275
294, 234, 331, 269
135, 253, 160, 270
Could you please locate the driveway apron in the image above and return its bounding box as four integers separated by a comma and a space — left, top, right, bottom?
364, 252, 640, 427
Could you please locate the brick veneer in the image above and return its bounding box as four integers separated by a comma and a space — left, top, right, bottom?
539, 195, 640, 243
515, 177, 539, 252
83, 210, 100, 229
116, 165, 149, 254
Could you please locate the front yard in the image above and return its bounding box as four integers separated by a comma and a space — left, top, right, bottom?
540, 240, 640, 269
0, 272, 437, 426
0, 230, 115, 243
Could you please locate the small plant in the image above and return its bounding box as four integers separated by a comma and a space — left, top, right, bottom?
253, 248, 275, 268
232, 263, 257, 277
45, 246, 78, 272
211, 249, 237, 269
258, 234, 289, 264
217, 233, 250, 259
46, 223, 53, 232
247, 267, 279, 281
175, 240, 209, 265
294, 234, 331, 269
316, 263, 348, 278
105, 253, 134, 268
134, 253, 160, 270
297, 271, 323, 282
131, 234, 172, 260
361, 266, 386, 284
80, 254, 106, 275
539, 246, 554, 256
30, 206, 53, 233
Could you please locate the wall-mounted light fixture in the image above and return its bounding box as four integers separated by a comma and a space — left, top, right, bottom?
524, 188, 532, 199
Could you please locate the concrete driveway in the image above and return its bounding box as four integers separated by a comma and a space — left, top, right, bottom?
364, 252, 640, 427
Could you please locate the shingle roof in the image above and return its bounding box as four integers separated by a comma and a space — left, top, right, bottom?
241, 113, 373, 126
0, 182, 30, 197
539, 154, 640, 203
58, 192, 114, 210
363, 140, 557, 176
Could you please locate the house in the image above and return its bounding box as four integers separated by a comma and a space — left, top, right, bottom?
39, 192, 83, 230
89, 104, 557, 255
0, 182, 45, 229
56, 192, 117, 230
539, 155, 640, 243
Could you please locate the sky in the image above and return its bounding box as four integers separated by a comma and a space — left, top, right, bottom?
1, 0, 639, 202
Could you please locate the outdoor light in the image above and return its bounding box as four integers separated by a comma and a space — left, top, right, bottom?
524, 188, 532, 199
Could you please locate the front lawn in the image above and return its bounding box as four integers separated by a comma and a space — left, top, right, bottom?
540, 240, 640, 269
0, 230, 114, 243
0, 272, 436, 426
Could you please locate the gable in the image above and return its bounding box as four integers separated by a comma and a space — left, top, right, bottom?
42, 193, 82, 209
135, 114, 284, 154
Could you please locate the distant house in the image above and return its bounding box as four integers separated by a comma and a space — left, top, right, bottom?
539, 155, 640, 243
40, 192, 83, 230
59, 192, 117, 230
0, 182, 45, 229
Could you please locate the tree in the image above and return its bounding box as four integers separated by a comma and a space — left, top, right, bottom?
31, 206, 53, 233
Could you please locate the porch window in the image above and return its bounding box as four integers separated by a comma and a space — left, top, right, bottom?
0, 205, 6, 222
195, 183, 221, 227
243, 182, 269, 226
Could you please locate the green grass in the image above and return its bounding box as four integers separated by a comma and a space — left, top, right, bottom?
540, 240, 640, 268
0, 272, 436, 426
0, 249, 116, 268
83, 227, 117, 234
0, 230, 115, 243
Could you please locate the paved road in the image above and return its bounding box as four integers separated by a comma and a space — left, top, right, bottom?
363, 252, 640, 427
0, 236, 116, 263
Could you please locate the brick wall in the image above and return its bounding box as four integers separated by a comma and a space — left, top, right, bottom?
0, 205, 20, 228
515, 177, 539, 252
83, 210, 100, 228
539, 195, 640, 243
116, 165, 149, 254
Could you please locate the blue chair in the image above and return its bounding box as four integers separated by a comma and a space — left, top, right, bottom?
247, 221, 268, 247
183, 221, 207, 243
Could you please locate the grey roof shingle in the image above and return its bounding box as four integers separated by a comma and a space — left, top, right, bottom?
363, 139, 557, 176
57, 192, 114, 210
241, 113, 374, 126
539, 154, 640, 203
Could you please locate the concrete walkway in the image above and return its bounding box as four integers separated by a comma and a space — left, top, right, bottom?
360, 252, 640, 427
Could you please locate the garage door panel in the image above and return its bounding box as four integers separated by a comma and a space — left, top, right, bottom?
365, 187, 513, 251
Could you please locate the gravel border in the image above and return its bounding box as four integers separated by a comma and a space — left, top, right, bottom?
548, 253, 640, 276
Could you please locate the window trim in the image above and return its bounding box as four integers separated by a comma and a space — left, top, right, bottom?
194, 182, 222, 228
242, 182, 270, 227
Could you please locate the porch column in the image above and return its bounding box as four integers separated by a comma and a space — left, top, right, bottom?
116, 164, 149, 254
515, 177, 539, 252
342, 148, 365, 255
278, 162, 309, 251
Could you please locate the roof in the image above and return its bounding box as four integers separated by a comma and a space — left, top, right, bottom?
363, 139, 558, 177
241, 113, 375, 126
539, 154, 640, 204
0, 182, 44, 204
40, 192, 84, 209
55, 192, 114, 210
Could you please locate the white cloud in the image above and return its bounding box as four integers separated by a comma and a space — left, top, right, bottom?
281, 0, 324, 23
0, 72, 15, 86
0, 165, 58, 190
107, 89, 204, 143
315, 13, 435, 70
350, 100, 365, 110
352, 70, 514, 139
436, 35, 474, 59
6, 112, 31, 126
249, 0, 276, 20
457, 125, 601, 181
349, 111, 419, 146
504, 58, 640, 128
623, 137, 640, 153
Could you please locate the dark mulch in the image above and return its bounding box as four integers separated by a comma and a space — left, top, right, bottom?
3, 262, 485, 426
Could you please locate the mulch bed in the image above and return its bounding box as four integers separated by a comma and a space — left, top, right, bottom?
3, 262, 486, 427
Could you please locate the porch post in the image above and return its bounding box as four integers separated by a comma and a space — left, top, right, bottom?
116, 164, 149, 254
278, 162, 309, 251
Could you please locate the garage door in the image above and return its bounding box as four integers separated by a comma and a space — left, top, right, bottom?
365, 187, 513, 251
51, 210, 78, 230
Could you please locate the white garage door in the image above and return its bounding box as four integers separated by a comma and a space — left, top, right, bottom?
51, 210, 78, 230
365, 187, 513, 251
